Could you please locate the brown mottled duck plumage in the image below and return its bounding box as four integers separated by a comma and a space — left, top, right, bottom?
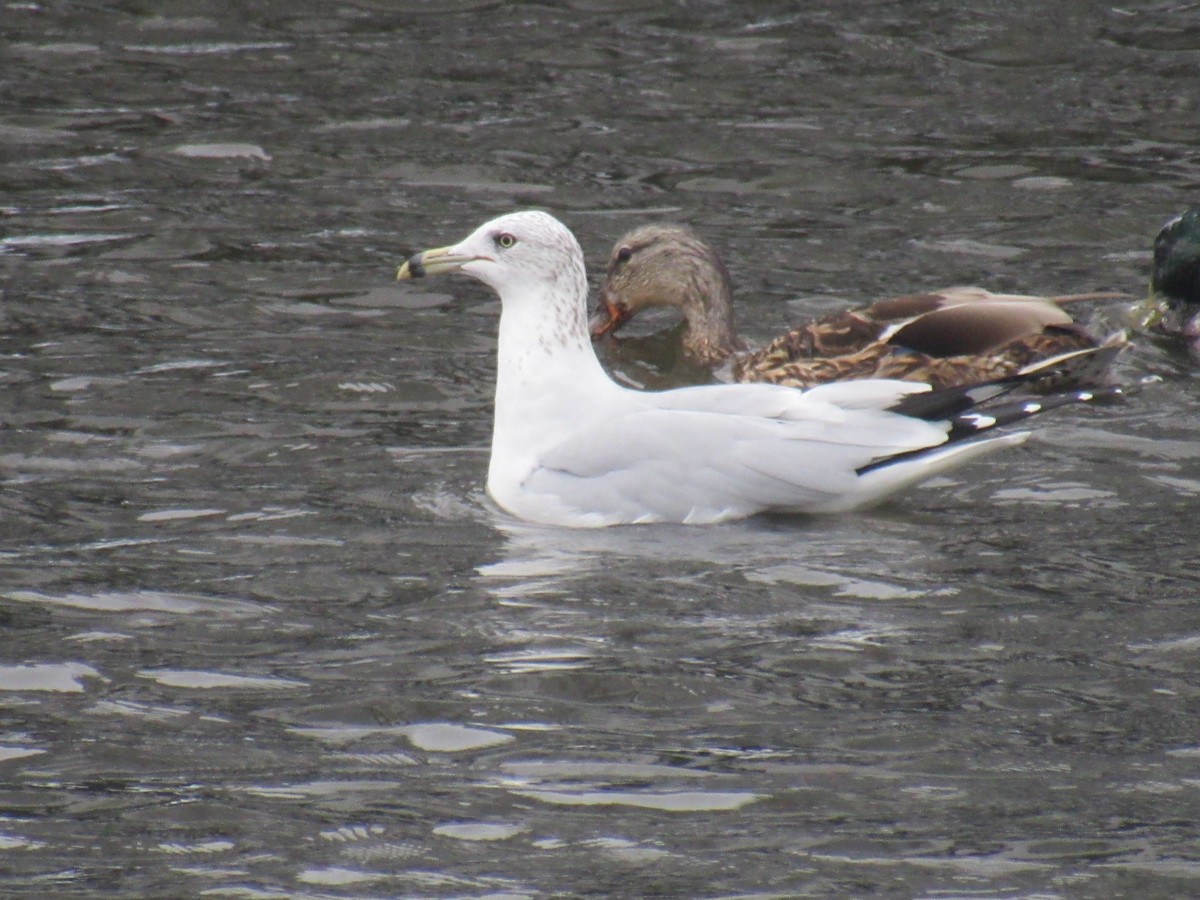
590, 224, 1127, 391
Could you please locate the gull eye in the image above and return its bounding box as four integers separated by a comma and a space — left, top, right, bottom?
495, 232, 517, 249
616, 246, 633, 263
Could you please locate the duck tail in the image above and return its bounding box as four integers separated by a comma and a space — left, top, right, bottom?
1015, 330, 1128, 388
1048, 291, 1134, 305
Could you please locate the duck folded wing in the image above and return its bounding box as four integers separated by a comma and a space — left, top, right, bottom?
883, 299, 1075, 356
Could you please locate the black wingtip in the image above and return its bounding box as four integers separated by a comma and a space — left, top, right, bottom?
858, 383, 1127, 476
887, 378, 1020, 421
942, 384, 1126, 443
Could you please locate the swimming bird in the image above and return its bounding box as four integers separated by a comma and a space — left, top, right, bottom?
1135, 206, 1200, 360
590, 223, 1125, 390
396, 211, 1118, 528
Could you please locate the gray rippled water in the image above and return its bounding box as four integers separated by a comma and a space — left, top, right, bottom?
2, 1, 1199, 897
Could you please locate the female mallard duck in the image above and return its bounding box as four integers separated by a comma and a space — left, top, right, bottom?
1135, 206, 1200, 360
590, 223, 1126, 390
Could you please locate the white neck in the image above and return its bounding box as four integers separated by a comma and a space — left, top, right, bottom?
494, 277, 613, 413
487, 272, 618, 491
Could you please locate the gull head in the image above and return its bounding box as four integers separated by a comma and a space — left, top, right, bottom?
397, 210, 586, 305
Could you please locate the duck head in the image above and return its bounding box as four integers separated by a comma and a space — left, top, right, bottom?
589, 224, 746, 366
1149, 206, 1200, 358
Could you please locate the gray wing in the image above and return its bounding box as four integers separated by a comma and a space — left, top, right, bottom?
527, 395, 951, 524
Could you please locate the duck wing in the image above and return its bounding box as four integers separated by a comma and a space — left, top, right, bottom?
883, 299, 1075, 356
736, 285, 1124, 390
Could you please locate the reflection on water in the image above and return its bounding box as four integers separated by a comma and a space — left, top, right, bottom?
3, 0, 1200, 897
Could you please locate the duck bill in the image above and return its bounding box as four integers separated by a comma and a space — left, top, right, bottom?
1127, 293, 1166, 330
588, 297, 631, 340
396, 245, 480, 280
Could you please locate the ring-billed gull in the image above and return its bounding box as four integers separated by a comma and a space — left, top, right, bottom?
589, 223, 1127, 389
397, 210, 1118, 528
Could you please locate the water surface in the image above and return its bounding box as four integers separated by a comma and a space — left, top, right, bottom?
2, 1, 1200, 896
